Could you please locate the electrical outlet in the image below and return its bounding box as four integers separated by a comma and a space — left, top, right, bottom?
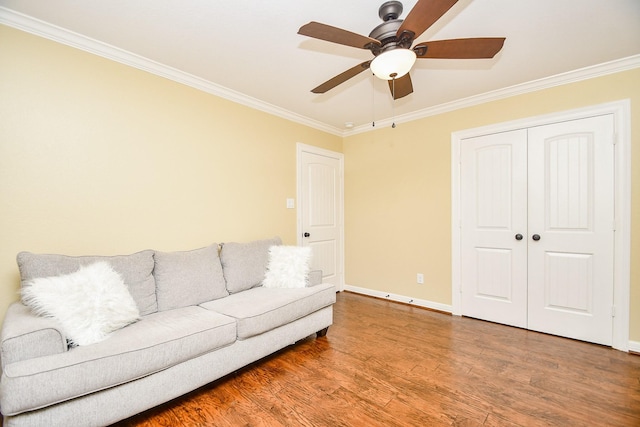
417, 273, 424, 284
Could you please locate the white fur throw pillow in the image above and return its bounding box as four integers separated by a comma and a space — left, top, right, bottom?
262, 245, 312, 289
21, 261, 141, 346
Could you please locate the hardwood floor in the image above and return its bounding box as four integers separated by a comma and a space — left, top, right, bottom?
114, 291, 640, 426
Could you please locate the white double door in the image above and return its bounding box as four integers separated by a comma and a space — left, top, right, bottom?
460, 115, 615, 345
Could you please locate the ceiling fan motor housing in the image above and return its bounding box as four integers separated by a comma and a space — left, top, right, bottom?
369, 20, 402, 45
369, 1, 413, 56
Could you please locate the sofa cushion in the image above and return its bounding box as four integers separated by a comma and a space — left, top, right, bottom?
0, 306, 236, 416
21, 262, 140, 346
154, 244, 228, 311
219, 237, 281, 294
17, 250, 158, 316
200, 283, 336, 339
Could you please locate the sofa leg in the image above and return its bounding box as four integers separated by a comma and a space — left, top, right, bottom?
316, 327, 329, 338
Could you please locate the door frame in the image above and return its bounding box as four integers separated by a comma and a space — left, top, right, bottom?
296, 143, 345, 291
451, 100, 631, 351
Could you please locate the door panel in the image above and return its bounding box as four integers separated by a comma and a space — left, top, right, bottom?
476, 248, 514, 301
460, 130, 528, 328
544, 251, 592, 314
527, 115, 614, 345
544, 133, 592, 230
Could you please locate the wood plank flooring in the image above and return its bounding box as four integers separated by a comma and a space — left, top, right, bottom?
113, 291, 640, 426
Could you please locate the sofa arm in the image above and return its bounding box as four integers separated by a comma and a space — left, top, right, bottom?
1, 302, 68, 370
308, 270, 323, 287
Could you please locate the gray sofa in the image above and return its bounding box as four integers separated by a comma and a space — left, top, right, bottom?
0, 237, 336, 427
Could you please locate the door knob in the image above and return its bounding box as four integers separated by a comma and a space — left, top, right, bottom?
515, 233, 523, 241
303, 232, 310, 237
532, 234, 541, 241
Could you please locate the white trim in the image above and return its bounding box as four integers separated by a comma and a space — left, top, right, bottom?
347, 55, 640, 135
629, 341, 640, 354
2, 6, 639, 137
296, 143, 345, 292
451, 100, 631, 352
0, 7, 342, 137
344, 284, 453, 313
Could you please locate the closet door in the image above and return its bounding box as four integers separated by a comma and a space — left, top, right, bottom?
460, 114, 615, 346
460, 130, 528, 328
527, 115, 615, 345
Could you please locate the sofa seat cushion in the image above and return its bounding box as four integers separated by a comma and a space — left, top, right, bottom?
0, 306, 236, 416
200, 283, 336, 340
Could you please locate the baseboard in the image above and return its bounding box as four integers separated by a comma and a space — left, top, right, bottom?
343, 284, 452, 314
628, 340, 640, 355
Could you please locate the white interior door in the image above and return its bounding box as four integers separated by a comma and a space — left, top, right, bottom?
460, 115, 615, 345
527, 115, 615, 345
298, 145, 344, 290
460, 129, 528, 328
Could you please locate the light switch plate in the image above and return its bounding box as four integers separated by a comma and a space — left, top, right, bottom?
286, 198, 295, 209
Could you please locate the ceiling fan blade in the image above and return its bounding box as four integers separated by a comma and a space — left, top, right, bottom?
388, 74, 413, 100
397, 0, 458, 41
299, 21, 381, 50
414, 38, 506, 59
312, 61, 371, 94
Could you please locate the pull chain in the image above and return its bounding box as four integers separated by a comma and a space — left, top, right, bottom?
391, 75, 396, 129
371, 72, 376, 128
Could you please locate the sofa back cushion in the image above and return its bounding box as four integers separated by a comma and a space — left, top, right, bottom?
220, 237, 282, 294
153, 244, 228, 311
17, 250, 157, 316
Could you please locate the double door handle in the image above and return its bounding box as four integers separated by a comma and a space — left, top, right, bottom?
515, 233, 541, 241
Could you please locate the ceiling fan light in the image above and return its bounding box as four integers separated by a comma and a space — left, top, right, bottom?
370, 48, 417, 80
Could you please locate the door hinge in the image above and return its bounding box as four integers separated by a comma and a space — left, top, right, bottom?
611, 305, 616, 317
612, 132, 617, 145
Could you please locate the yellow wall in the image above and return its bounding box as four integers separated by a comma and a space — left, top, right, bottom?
2, 23, 639, 344
0, 25, 342, 323
344, 68, 640, 342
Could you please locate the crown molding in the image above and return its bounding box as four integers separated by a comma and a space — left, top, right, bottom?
0, 7, 343, 137
346, 54, 640, 135
2, 7, 638, 139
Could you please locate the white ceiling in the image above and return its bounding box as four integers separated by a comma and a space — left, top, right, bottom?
1, 0, 639, 135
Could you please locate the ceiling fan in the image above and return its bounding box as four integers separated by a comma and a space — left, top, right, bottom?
298, 0, 505, 100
